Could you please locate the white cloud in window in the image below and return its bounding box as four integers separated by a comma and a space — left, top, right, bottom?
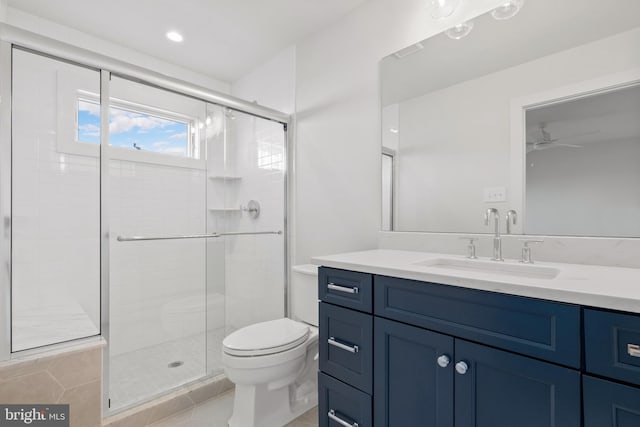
152, 141, 170, 147
109, 109, 174, 134
169, 132, 187, 140
79, 101, 100, 116
79, 123, 100, 137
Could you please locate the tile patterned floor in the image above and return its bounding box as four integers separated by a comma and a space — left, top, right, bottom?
147, 390, 318, 427
110, 328, 226, 410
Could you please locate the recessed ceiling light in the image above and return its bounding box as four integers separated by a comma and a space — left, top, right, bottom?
166, 31, 184, 43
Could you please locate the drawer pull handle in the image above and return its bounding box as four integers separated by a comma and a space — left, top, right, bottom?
328, 337, 359, 354
327, 283, 359, 294
328, 409, 359, 427
628, 344, 640, 358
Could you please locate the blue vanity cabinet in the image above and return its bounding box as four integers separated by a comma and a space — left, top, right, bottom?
374, 317, 454, 427
319, 302, 373, 394
318, 267, 374, 427
584, 309, 640, 386
374, 275, 581, 368
583, 375, 640, 427
455, 339, 581, 427
317, 266, 640, 427
318, 372, 372, 427
374, 316, 580, 427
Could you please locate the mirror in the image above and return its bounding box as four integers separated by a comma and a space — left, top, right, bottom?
381, 0, 640, 236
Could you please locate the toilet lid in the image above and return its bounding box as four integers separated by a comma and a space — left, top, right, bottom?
223, 318, 310, 357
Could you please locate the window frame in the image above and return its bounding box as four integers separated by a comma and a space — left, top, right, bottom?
57, 76, 206, 170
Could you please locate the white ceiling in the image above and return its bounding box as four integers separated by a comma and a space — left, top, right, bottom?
7, 0, 367, 82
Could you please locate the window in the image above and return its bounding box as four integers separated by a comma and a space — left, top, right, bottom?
257, 139, 285, 171
77, 98, 195, 158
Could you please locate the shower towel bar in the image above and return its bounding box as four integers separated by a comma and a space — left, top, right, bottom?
116, 230, 282, 242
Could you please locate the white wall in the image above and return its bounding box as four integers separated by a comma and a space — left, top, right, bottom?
0, 0, 7, 22
527, 138, 640, 237
232, 46, 296, 114
2, 7, 230, 94
293, 0, 506, 263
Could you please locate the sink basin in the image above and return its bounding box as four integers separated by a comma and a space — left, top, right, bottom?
412, 258, 560, 280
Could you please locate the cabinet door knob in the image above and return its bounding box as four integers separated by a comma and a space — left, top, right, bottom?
437, 354, 451, 368
455, 361, 469, 375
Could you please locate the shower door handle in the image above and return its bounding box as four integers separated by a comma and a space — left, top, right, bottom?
117, 230, 282, 242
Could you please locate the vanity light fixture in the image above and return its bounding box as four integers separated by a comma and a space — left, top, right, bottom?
429, 0, 460, 19
166, 31, 184, 43
491, 0, 525, 20
445, 21, 474, 40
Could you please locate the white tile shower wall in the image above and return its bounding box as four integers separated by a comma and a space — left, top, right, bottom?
11, 50, 101, 351
109, 161, 212, 357
293, 0, 507, 264
218, 48, 294, 332
221, 113, 286, 332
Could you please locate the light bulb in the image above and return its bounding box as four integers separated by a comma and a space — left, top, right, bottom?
445, 21, 474, 40
166, 31, 184, 43
430, 0, 460, 19
491, 0, 525, 20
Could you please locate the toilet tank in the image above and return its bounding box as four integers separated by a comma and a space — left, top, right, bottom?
291, 264, 319, 327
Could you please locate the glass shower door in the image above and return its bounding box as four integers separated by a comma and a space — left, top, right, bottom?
217, 108, 287, 335
107, 77, 213, 410
11, 49, 101, 352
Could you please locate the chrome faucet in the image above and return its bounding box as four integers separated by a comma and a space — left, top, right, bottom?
484, 208, 503, 261
505, 210, 518, 234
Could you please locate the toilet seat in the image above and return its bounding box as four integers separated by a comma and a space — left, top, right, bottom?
223, 318, 310, 357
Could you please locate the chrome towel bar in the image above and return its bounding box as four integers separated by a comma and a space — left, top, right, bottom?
116, 230, 282, 242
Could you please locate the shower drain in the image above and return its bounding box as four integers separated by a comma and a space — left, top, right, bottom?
168, 361, 184, 368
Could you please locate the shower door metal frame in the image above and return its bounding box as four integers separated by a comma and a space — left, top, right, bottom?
0, 22, 292, 418
0, 41, 12, 362
99, 69, 112, 415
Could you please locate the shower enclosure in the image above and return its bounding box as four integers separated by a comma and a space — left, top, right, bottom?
0, 32, 289, 415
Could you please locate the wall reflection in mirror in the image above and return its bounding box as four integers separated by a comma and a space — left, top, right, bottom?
380, 0, 640, 237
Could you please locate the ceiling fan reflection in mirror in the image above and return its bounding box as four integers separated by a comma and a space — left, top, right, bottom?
526, 123, 597, 151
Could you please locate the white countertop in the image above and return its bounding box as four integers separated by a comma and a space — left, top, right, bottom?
312, 249, 640, 314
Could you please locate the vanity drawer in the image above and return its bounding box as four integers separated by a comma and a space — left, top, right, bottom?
319, 267, 373, 313
585, 309, 640, 386
319, 372, 372, 427
319, 302, 373, 394
374, 275, 581, 368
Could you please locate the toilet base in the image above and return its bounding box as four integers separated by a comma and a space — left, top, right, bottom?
228, 382, 317, 427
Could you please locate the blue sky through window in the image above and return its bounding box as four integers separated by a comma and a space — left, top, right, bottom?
77, 100, 190, 157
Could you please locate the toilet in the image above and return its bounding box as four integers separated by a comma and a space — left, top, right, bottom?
222, 264, 319, 427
